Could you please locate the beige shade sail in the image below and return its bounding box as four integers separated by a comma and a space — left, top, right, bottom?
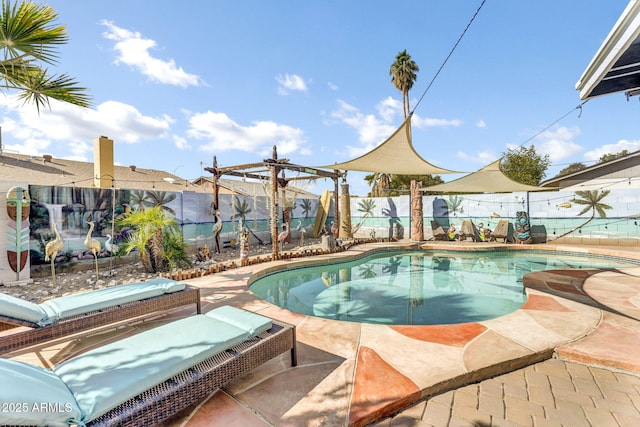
420, 159, 550, 193
319, 115, 460, 175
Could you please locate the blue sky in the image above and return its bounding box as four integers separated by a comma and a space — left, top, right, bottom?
1, 0, 638, 196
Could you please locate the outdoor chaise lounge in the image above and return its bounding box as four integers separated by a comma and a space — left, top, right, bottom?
490, 219, 511, 243
0, 278, 201, 354
458, 219, 480, 241
0, 306, 296, 427
430, 220, 448, 241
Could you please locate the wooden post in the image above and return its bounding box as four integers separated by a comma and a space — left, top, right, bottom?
333, 172, 339, 232
271, 146, 279, 260
339, 177, 352, 239
410, 180, 424, 241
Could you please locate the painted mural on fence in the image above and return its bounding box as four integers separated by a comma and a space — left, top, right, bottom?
349, 188, 640, 240
28, 185, 321, 268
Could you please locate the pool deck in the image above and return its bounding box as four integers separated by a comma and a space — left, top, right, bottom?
7, 241, 640, 426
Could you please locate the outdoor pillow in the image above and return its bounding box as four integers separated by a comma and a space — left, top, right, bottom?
0, 293, 49, 325
39, 280, 185, 321
55, 314, 250, 422
0, 358, 82, 427
205, 305, 272, 336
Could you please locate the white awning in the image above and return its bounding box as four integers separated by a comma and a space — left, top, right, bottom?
576, 0, 640, 100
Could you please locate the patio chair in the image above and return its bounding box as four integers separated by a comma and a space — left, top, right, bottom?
458, 219, 481, 242
0, 306, 297, 427
490, 219, 511, 243
430, 220, 448, 241
0, 278, 201, 354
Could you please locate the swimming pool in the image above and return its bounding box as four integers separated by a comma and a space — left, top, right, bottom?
250, 249, 639, 325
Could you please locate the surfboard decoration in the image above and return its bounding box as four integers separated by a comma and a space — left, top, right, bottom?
312, 190, 332, 237
6, 186, 31, 278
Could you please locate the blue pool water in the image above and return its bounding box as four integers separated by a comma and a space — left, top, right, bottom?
250, 250, 639, 325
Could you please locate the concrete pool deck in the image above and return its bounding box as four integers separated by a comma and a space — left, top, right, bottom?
7, 241, 640, 426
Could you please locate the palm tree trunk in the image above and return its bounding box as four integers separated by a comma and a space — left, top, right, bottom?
555, 214, 594, 239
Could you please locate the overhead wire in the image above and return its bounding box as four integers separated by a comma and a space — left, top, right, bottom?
411, 0, 487, 115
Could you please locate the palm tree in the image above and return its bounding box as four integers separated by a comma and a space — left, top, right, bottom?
446, 195, 464, 217
231, 196, 252, 226
389, 49, 419, 119
117, 205, 189, 273
146, 191, 177, 215
130, 190, 153, 211
365, 172, 391, 197
556, 190, 612, 238
0, 1, 91, 111
300, 199, 313, 217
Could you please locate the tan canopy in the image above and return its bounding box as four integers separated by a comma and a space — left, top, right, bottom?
420, 159, 550, 193
319, 115, 460, 175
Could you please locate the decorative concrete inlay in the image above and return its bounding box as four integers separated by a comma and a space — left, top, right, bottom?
360, 324, 466, 388
463, 329, 533, 372
180, 390, 269, 427
522, 293, 574, 312
557, 321, 640, 373
349, 346, 420, 427
237, 360, 353, 426
390, 323, 487, 347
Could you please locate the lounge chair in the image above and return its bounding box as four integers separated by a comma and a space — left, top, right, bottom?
458, 219, 480, 241
490, 219, 511, 243
430, 220, 448, 241
0, 278, 201, 354
0, 306, 296, 427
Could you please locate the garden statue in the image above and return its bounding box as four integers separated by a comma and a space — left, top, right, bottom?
212, 211, 223, 254
85, 221, 101, 281
44, 222, 64, 286
239, 227, 249, 266
514, 211, 532, 244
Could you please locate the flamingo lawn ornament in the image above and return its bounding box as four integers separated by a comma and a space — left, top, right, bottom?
277, 222, 290, 251
212, 211, 223, 254
296, 220, 307, 246
44, 222, 64, 286
330, 221, 339, 238
85, 221, 101, 282
105, 234, 119, 254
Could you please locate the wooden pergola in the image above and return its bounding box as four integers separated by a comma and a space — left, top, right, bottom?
204, 146, 343, 260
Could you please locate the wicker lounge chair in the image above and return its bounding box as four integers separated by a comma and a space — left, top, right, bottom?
0, 278, 201, 354
0, 306, 296, 427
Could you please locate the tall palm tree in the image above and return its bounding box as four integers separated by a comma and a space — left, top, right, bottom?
0, 1, 91, 111
389, 49, 419, 119
556, 190, 612, 238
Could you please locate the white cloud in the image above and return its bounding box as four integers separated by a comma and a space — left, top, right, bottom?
376, 97, 401, 123
533, 126, 582, 162
187, 111, 309, 157
328, 82, 339, 91
330, 100, 396, 156
583, 139, 640, 162
476, 120, 486, 128
276, 74, 308, 95
101, 20, 201, 87
173, 135, 191, 150
329, 98, 465, 159
412, 116, 463, 129
457, 150, 497, 165
0, 95, 172, 160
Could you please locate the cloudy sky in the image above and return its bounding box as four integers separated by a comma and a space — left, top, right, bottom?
1, 0, 638, 196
